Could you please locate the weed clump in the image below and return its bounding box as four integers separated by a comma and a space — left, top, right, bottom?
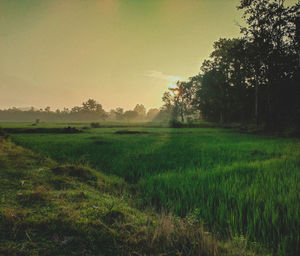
120, 214, 220, 256
17, 186, 50, 206
90, 122, 101, 128
51, 165, 98, 186
48, 176, 74, 190
104, 210, 125, 225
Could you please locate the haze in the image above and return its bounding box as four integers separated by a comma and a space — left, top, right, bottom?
0, 0, 243, 111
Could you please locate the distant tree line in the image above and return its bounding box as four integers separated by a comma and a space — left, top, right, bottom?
0, 99, 168, 122
162, 0, 300, 132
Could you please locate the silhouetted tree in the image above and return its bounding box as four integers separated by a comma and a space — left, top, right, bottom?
147, 108, 159, 121
133, 104, 147, 120
123, 110, 138, 121
161, 0, 300, 131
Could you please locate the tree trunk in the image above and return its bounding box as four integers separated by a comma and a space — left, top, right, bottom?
220, 111, 223, 124
255, 74, 259, 127
180, 109, 184, 122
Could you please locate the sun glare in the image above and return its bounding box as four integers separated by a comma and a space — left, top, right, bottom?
171, 88, 180, 96
168, 76, 181, 89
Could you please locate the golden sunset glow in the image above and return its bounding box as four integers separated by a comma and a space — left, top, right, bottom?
0, 0, 243, 110
1, 1, 299, 255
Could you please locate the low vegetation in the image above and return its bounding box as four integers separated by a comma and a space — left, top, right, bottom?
3, 123, 300, 256
0, 134, 264, 256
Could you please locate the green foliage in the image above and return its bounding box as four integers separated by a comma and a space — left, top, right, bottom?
169, 118, 183, 128
0, 137, 253, 256
0, 127, 8, 139
140, 157, 300, 255
161, 0, 300, 131
90, 122, 101, 128
51, 165, 98, 186
7, 123, 300, 255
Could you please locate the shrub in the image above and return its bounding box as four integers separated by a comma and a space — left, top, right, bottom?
0, 127, 8, 139
63, 126, 82, 133
90, 122, 101, 128
169, 119, 183, 128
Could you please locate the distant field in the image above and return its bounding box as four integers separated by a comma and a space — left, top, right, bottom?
0, 121, 168, 128
0, 121, 220, 129
3, 122, 300, 256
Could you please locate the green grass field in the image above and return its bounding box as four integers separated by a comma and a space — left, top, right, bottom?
1, 137, 231, 256
2, 122, 300, 255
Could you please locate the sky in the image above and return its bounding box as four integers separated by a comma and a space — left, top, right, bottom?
0, 0, 244, 111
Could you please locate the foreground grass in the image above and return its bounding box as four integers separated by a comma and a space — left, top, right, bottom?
140, 157, 300, 255
0, 136, 261, 256
4, 124, 300, 255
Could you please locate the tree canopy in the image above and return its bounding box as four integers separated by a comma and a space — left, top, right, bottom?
161, 0, 300, 131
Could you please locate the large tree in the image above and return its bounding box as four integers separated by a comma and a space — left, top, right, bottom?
185, 0, 299, 129
238, 0, 299, 128
162, 81, 197, 122
193, 38, 253, 123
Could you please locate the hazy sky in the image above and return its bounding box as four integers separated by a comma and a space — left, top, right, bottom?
0, 0, 244, 111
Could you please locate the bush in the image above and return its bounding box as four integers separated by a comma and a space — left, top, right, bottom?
0, 127, 8, 139
63, 126, 82, 133
90, 122, 101, 128
169, 119, 183, 128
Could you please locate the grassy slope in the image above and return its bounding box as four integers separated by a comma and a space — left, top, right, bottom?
9, 127, 279, 182
0, 136, 262, 256
7, 125, 300, 256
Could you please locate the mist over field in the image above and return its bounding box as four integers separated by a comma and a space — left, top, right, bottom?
1, 0, 300, 256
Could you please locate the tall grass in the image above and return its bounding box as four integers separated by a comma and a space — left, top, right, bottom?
9, 126, 300, 255
139, 156, 300, 255
11, 128, 287, 183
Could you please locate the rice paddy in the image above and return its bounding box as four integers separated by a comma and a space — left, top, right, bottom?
4, 123, 300, 255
